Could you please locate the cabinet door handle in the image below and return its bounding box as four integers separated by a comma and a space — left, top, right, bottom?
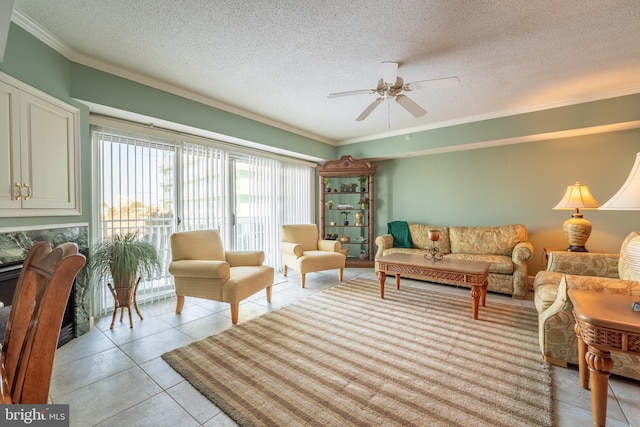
22, 183, 31, 200
14, 182, 21, 200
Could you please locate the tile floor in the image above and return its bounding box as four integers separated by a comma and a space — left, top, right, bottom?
50, 268, 640, 426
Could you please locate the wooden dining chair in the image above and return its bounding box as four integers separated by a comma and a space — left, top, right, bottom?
0, 241, 86, 404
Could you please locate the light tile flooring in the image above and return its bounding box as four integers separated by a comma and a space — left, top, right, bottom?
50, 268, 640, 426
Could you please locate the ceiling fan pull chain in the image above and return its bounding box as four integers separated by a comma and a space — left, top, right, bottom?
387, 98, 391, 129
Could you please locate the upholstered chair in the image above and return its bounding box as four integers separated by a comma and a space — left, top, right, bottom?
169, 229, 274, 325
280, 224, 346, 288
533, 231, 640, 381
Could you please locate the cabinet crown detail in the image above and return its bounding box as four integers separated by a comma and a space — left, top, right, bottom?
317, 155, 377, 175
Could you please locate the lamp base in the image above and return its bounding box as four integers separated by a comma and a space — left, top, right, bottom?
563, 214, 592, 254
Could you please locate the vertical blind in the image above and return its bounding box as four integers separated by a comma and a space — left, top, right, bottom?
91, 124, 314, 317
180, 142, 228, 232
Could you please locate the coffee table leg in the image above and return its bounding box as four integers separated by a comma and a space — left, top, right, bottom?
395, 273, 400, 289
377, 270, 386, 299
470, 285, 481, 320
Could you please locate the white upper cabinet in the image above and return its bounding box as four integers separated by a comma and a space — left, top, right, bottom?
0, 73, 81, 216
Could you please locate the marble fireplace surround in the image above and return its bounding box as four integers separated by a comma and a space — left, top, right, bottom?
0, 223, 90, 338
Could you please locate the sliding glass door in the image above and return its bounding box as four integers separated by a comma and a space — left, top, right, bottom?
92, 123, 314, 316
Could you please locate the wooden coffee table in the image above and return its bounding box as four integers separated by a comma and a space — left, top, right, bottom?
375, 253, 490, 319
568, 289, 640, 427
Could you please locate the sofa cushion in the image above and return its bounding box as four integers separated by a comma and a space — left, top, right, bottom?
618, 231, 640, 281
382, 247, 431, 257
449, 224, 527, 256
408, 224, 450, 253
445, 253, 513, 274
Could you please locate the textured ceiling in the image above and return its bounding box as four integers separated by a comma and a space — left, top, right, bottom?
11, 0, 640, 144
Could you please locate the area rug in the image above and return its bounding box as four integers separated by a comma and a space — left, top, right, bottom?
162, 278, 553, 426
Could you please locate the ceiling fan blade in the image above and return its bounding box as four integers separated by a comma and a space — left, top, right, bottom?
395, 94, 427, 118
404, 76, 460, 90
356, 98, 383, 121
327, 88, 374, 98
381, 62, 398, 85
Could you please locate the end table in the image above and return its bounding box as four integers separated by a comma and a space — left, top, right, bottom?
568, 289, 640, 427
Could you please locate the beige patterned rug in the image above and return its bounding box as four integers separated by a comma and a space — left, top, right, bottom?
162, 278, 553, 426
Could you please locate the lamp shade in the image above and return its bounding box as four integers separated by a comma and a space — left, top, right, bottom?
553, 182, 601, 211
600, 152, 640, 210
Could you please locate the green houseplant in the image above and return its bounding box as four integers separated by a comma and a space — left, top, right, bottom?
90, 232, 160, 328
322, 177, 332, 191
358, 175, 367, 191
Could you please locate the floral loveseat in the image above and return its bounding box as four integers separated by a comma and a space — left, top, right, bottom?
533, 231, 640, 380
375, 223, 533, 298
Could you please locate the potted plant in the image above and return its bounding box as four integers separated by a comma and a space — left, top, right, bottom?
90, 232, 160, 328
322, 177, 332, 192
341, 211, 350, 226
326, 200, 334, 209
358, 175, 367, 191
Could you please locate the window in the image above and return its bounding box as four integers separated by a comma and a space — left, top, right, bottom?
92, 123, 314, 316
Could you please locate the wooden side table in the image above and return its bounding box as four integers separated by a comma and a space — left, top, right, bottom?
568, 289, 640, 427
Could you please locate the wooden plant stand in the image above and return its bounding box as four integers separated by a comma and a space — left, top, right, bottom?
107, 277, 143, 329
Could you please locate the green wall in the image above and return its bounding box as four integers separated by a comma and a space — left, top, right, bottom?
366, 129, 640, 274
339, 94, 640, 160
69, 64, 335, 161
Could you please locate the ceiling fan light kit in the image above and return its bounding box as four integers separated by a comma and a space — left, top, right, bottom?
328, 62, 459, 124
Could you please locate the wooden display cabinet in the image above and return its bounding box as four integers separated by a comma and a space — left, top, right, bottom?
317, 155, 377, 267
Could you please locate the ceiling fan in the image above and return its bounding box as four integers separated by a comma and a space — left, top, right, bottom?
328, 62, 459, 123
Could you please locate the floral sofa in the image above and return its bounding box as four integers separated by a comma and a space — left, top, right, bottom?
533, 231, 640, 380
375, 223, 533, 298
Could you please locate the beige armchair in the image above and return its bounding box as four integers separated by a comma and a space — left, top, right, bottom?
280, 224, 346, 288
169, 229, 274, 325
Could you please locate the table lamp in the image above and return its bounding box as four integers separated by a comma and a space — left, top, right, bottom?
553, 182, 601, 252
